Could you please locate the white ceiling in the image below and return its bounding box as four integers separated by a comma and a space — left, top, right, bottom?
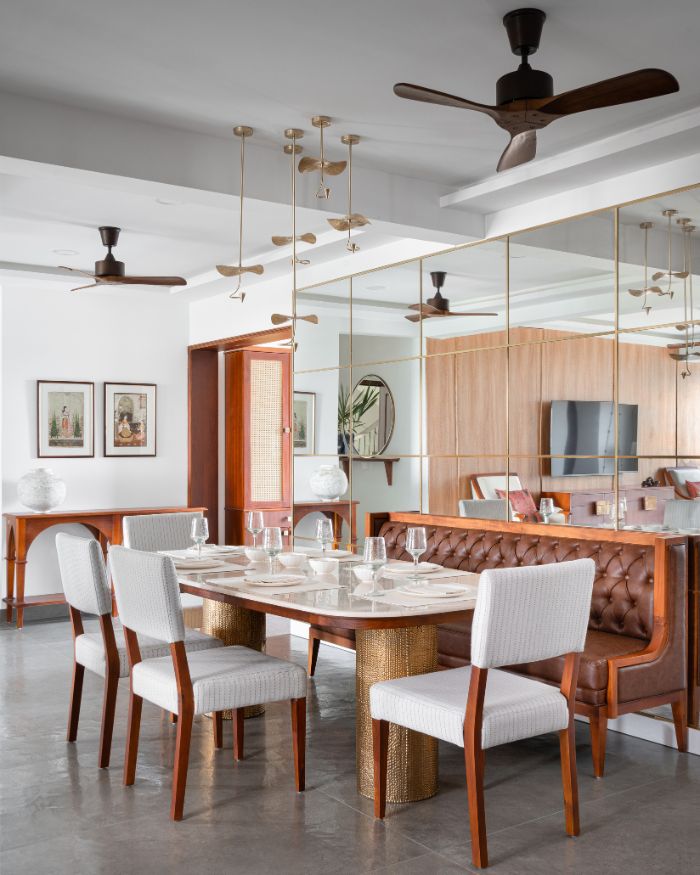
1, 0, 698, 185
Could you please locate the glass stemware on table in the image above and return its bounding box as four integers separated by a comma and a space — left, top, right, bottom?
539, 498, 554, 524
363, 536, 387, 597
246, 511, 264, 547
406, 527, 427, 579
190, 517, 209, 558
315, 518, 334, 553
262, 526, 283, 574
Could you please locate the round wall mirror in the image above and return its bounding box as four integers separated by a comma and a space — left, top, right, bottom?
350, 375, 395, 457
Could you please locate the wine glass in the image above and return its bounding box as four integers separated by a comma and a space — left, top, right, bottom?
539, 498, 555, 524
191, 517, 209, 559
363, 536, 387, 597
610, 498, 627, 528
246, 511, 264, 547
406, 527, 427, 578
316, 518, 334, 553
262, 527, 283, 574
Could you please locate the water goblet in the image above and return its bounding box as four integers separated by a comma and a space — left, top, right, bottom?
191, 517, 209, 559
262, 527, 283, 574
316, 518, 334, 553
406, 527, 427, 579
246, 511, 264, 548
539, 498, 555, 524
363, 536, 387, 597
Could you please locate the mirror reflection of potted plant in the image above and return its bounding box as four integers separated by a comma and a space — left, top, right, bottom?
337, 385, 378, 454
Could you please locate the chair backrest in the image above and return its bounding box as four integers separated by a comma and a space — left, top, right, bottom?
56, 533, 112, 616
470, 558, 595, 669
122, 511, 203, 552
663, 499, 700, 530
471, 473, 522, 500
109, 546, 185, 643
664, 465, 700, 498
458, 499, 510, 521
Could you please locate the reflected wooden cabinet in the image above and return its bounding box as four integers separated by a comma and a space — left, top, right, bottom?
546, 486, 674, 527
224, 348, 292, 544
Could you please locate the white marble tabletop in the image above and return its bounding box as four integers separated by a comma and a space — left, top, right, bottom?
177, 553, 480, 621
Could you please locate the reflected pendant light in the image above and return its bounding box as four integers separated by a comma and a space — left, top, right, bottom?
216, 126, 264, 302
270, 128, 317, 266
673, 220, 696, 379
651, 208, 688, 295
327, 134, 370, 252
298, 116, 346, 199
627, 222, 663, 315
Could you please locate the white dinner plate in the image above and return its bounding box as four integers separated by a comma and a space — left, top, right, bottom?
385, 562, 442, 575
173, 558, 229, 571
397, 582, 475, 599
243, 574, 306, 587
303, 549, 354, 559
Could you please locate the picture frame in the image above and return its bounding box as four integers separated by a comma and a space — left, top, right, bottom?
104, 382, 157, 457
37, 381, 94, 458
293, 391, 315, 455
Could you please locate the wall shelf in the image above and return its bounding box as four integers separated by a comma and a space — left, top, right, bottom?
340, 456, 399, 486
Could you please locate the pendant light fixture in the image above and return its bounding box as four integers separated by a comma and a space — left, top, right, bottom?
298, 116, 346, 200
216, 126, 264, 302
627, 222, 664, 315
327, 134, 370, 252
651, 208, 688, 295
673, 220, 696, 379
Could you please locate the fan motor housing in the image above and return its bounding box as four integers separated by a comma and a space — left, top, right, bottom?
497, 66, 553, 105
95, 252, 125, 278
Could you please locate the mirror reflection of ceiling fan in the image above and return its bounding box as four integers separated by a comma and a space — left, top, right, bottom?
394, 7, 679, 172
405, 271, 497, 322
59, 226, 187, 291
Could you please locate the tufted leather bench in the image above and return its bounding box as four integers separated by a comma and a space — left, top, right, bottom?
308, 513, 689, 777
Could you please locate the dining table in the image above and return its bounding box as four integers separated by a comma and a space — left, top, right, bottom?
174, 549, 480, 804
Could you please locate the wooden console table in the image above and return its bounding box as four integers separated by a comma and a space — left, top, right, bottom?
293, 500, 359, 547
3, 506, 204, 629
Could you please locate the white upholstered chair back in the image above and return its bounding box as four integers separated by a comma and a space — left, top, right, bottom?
122, 511, 203, 552
109, 546, 186, 643
458, 499, 510, 521
56, 533, 112, 616
663, 498, 700, 530
471, 558, 595, 669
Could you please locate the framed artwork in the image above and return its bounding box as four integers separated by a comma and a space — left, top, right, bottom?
293, 391, 315, 455
104, 382, 157, 457
37, 381, 94, 458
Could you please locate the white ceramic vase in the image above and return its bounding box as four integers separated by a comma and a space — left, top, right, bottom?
17, 467, 67, 513
309, 465, 348, 502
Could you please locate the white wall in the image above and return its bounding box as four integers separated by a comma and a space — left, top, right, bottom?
1, 281, 189, 600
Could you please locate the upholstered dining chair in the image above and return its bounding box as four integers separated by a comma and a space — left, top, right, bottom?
56, 533, 223, 768
370, 558, 595, 869
663, 498, 700, 529
122, 511, 205, 628
458, 498, 510, 521
109, 545, 307, 820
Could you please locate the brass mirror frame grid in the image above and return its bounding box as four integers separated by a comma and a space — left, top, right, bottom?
201, 601, 266, 719
355, 625, 438, 802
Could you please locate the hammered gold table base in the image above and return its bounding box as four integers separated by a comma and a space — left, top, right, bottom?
202, 600, 266, 719
355, 625, 438, 803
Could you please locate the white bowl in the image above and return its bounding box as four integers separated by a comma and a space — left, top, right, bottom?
309, 557, 337, 575
244, 547, 268, 562
278, 552, 307, 569
352, 565, 374, 583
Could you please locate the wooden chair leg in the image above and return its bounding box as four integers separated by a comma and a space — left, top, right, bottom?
66, 662, 85, 743
291, 698, 306, 792
124, 693, 143, 786
372, 718, 388, 819
233, 708, 245, 761
465, 745, 488, 869
98, 668, 119, 768
559, 725, 580, 836
171, 708, 194, 821
308, 637, 321, 677
671, 696, 688, 752
213, 711, 223, 749
589, 709, 608, 778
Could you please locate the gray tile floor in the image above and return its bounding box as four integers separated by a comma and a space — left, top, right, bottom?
1, 619, 698, 874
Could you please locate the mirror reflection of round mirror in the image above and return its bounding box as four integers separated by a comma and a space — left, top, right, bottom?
350, 375, 395, 457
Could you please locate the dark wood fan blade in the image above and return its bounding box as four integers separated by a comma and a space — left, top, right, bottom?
440, 311, 498, 317
404, 313, 424, 322
70, 282, 100, 292
101, 275, 187, 286
539, 69, 678, 116
497, 130, 537, 172
393, 83, 499, 119
59, 266, 97, 278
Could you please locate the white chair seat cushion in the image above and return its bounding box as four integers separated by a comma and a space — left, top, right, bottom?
131, 645, 307, 715
370, 666, 569, 750
74, 625, 223, 679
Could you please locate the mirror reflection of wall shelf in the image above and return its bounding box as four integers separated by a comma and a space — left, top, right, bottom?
339, 456, 400, 486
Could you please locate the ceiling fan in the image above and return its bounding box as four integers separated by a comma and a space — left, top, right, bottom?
394, 8, 679, 172
405, 271, 497, 322
59, 226, 187, 291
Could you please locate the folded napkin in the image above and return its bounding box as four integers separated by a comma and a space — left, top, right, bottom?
204, 576, 340, 597
382, 565, 468, 580
362, 587, 478, 608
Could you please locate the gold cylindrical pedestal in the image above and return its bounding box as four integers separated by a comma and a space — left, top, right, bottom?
202, 601, 266, 719
355, 625, 438, 803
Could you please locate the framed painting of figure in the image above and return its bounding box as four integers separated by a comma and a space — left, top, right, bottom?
104, 382, 157, 457
37, 381, 94, 458
293, 391, 315, 455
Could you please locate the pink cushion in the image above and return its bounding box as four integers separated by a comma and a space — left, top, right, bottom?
686, 481, 700, 498
495, 488, 537, 516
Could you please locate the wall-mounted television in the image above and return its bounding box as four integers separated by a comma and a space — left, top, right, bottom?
549, 400, 638, 476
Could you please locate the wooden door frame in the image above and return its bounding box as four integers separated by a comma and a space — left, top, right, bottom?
188, 327, 292, 539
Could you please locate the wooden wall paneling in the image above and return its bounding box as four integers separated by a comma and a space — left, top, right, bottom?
425, 340, 456, 456
428, 458, 459, 516
618, 341, 676, 456
677, 360, 700, 457
188, 347, 219, 538
454, 346, 507, 456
